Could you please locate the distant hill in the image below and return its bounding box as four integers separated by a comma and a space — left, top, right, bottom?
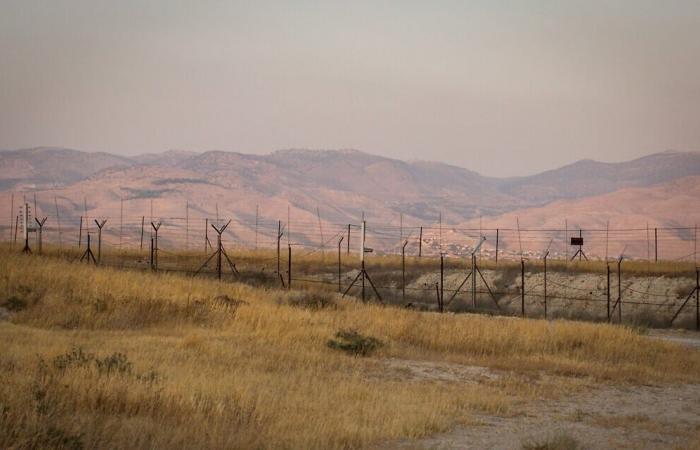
0, 147, 698, 257
0, 147, 133, 190
498, 151, 700, 204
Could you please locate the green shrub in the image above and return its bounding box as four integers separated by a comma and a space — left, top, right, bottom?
327, 329, 381, 356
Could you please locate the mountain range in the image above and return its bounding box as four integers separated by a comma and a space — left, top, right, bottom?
1, 147, 698, 258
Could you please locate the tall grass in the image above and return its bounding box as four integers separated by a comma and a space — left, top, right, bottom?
1, 249, 699, 449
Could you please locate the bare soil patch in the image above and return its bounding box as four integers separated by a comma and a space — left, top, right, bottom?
385, 382, 700, 449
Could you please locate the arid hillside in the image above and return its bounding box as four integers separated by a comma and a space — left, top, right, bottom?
1, 148, 699, 258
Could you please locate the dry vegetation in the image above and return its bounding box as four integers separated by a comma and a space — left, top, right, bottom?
1, 247, 700, 449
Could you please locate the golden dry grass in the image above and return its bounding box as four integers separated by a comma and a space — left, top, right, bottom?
1, 248, 699, 449
12, 242, 697, 277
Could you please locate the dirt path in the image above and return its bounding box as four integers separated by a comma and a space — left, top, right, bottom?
384, 382, 700, 449
372, 345, 700, 450
648, 329, 700, 349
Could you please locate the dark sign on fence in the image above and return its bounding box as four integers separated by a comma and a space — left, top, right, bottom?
571, 237, 583, 246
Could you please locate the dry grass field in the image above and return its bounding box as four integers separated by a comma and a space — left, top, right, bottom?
1, 248, 700, 449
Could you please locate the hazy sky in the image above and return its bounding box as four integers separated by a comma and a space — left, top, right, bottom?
1, 1, 699, 176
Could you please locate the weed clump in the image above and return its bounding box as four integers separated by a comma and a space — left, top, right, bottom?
51, 346, 157, 381
327, 329, 382, 356
2, 296, 28, 311
281, 291, 338, 310
522, 432, 581, 450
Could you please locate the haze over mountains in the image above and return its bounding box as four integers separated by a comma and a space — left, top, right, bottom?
1, 147, 699, 258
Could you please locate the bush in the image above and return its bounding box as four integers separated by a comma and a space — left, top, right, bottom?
2, 296, 28, 311
327, 329, 382, 356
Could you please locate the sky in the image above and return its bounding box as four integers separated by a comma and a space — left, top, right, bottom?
1, 1, 699, 177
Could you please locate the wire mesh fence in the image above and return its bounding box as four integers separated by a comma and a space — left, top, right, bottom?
2, 207, 699, 330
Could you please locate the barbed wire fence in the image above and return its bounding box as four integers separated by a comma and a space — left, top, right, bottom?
2, 196, 699, 330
